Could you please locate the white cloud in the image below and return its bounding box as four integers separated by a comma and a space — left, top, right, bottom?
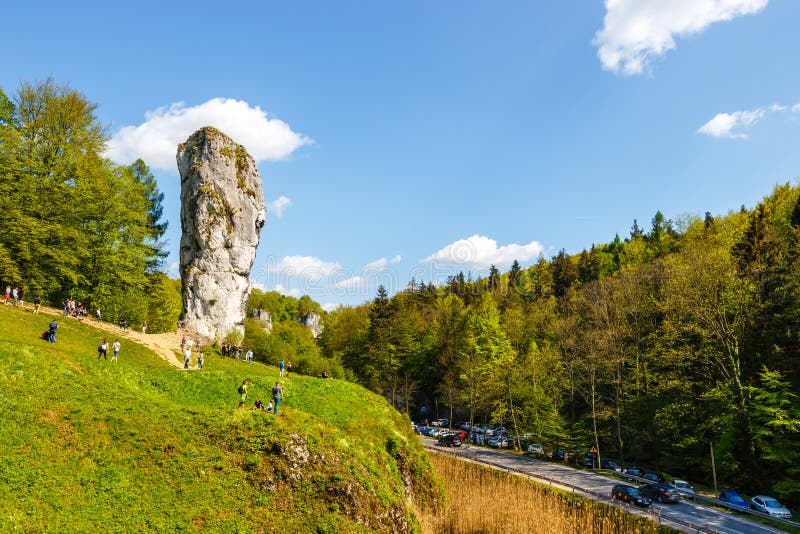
333, 276, 364, 290
268, 195, 292, 218
697, 108, 766, 138
594, 0, 768, 75
364, 255, 402, 272
268, 256, 341, 283
105, 98, 312, 171
321, 302, 339, 312
769, 104, 786, 112
166, 261, 180, 278
422, 235, 544, 270
273, 283, 301, 297
792, 103, 800, 113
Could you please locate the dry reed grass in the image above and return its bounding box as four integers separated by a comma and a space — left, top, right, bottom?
421, 451, 667, 534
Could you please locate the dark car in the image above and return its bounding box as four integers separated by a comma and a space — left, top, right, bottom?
718, 490, 749, 512
643, 473, 665, 483
623, 467, 643, 477
437, 433, 462, 447
638, 483, 680, 504
602, 460, 622, 472
611, 484, 652, 507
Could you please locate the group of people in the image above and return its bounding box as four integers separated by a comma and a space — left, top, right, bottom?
278, 360, 292, 377
97, 338, 121, 363
238, 379, 284, 415
62, 298, 90, 320
180, 335, 204, 369
4, 285, 23, 306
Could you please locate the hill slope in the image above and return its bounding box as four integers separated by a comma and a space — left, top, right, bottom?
0, 305, 441, 532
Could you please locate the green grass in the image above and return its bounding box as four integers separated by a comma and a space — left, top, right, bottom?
0, 305, 441, 532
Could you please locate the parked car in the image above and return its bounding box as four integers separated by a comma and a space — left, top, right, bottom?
469, 431, 486, 445
668, 480, 695, 496
623, 467, 643, 477
750, 495, 792, 519
431, 418, 449, 428
437, 432, 462, 447
611, 484, 652, 507
458, 422, 471, 430
638, 483, 680, 504
527, 443, 544, 455
488, 437, 511, 449
718, 490, 749, 512
581, 453, 598, 468
601, 460, 622, 472
643, 473, 665, 483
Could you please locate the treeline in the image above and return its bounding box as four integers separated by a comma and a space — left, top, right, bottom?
243, 288, 341, 377
320, 185, 800, 505
0, 79, 181, 332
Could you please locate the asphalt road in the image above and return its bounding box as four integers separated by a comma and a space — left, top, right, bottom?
421, 438, 787, 534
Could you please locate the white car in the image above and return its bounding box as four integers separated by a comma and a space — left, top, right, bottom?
750, 495, 792, 519
527, 443, 544, 455
668, 480, 695, 496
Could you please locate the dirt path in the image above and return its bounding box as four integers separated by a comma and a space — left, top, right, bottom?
32, 304, 187, 369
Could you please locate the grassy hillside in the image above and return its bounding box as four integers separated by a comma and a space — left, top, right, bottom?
0, 305, 441, 532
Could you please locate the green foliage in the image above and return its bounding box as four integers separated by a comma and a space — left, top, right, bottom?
0, 305, 440, 532
322, 188, 800, 505
0, 79, 168, 327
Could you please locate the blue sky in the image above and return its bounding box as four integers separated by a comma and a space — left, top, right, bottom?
3, 1, 799, 309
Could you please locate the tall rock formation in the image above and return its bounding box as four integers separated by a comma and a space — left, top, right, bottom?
177, 126, 266, 344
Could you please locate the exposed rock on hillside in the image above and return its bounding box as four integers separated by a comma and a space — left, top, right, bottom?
177, 127, 266, 343
301, 312, 324, 338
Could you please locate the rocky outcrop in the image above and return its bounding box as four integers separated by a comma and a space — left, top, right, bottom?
301, 312, 323, 338
251, 308, 273, 333
177, 126, 266, 344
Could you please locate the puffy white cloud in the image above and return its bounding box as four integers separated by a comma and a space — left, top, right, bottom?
332, 276, 364, 290
272, 283, 301, 297
594, 0, 768, 75
422, 235, 543, 270
268, 256, 341, 283
321, 302, 339, 312
268, 195, 292, 218
697, 108, 766, 138
105, 98, 312, 171
364, 255, 402, 272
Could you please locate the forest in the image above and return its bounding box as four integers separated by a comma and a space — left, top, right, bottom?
319, 190, 800, 506
0, 79, 181, 332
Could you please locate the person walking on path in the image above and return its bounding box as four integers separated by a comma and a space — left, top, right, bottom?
12, 287, 18, 305
98, 338, 108, 360
183, 347, 191, 369
272, 381, 283, 416
279, 360, 285, 377
33, 296, 41, 315
3, 286, 9, 304
141, 321, 147, 334
48, 319, 58, 343
95, 308, 101, 322
286, 361, 292, 377
246, 349, 253, 365
111, 339, 120, 363
197, 351, 204, 369
237, 379, 249, 410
